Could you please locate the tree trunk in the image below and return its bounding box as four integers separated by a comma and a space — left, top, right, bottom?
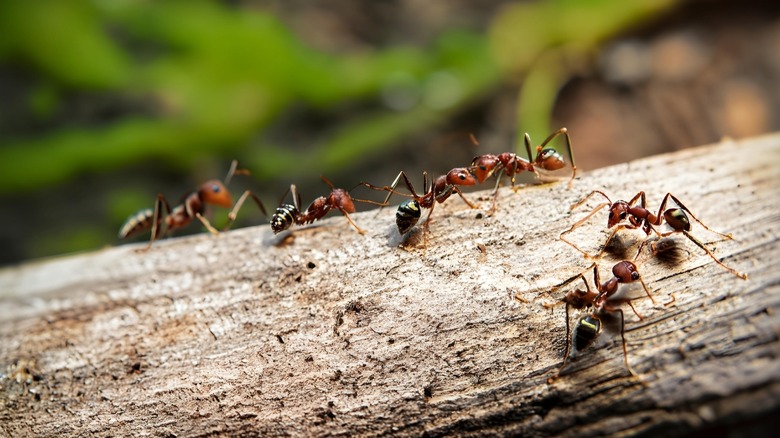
1, 134, 779, 437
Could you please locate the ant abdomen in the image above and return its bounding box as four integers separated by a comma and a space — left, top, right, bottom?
575, 315, 602, 351
272, 204, 298, 234
537, 148, 566, 171
118, 208, 156, 239
663, 208, 691, 232
396, 199, 421, 235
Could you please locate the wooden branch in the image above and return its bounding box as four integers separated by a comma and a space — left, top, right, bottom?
1, 134, 779, 436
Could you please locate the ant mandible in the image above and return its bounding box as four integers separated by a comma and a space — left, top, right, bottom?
270, 176, 385, 235
560, 190, 748, 280
119, 161, 262, 250
360, 168, 478, 235
469, 128, 577, 214
544, 260, 655, 382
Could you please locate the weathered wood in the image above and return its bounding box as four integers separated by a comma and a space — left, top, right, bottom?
1, 134, 779, 437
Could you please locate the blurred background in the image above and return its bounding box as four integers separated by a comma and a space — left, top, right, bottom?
1, 0, 778, 266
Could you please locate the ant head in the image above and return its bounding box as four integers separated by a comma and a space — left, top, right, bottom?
536, 148, 566, 171
445, 168, 477, 186
613, 260, 640, 283
663, 208, 691, 232
575, 314, 602, 351
470, 156, 500, 183
607, 201, 630, 228
199, 180, 233, 208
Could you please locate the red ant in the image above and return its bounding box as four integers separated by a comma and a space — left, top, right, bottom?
271, 176, 385, 235
360, 168, 478, 235
119, 161, 264, 249
560, 191, 748, 279
544, 260, 655, 382
469, 128, 577, 214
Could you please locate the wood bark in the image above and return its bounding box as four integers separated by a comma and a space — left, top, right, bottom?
1, 134, 779, 437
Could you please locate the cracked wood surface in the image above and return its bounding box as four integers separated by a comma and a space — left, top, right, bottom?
1, 134, 779, 437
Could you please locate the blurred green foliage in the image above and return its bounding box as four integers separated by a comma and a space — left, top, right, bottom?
0, 0, 499, 194
0, 0, 676, 262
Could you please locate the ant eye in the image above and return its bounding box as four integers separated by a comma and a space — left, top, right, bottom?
619, 212, 627, 219
459, 174, 466, 180
480, 166, 487, 171
212, 184, 220, 193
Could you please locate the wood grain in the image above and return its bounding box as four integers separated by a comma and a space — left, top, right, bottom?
1, 134, 779, 437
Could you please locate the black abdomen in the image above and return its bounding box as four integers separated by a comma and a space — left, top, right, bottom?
575, 315, 601, 351
396, 200, 421, 234
272, 204, 299, 234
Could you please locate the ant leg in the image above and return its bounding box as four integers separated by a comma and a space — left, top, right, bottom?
417, 201, 438, 249
291, 184, 303, 213
680, 230, 748, 279
222, 160, 242, 186
570, 190, 612, 211
224, 190, 268, 230
668, 194, 734, 240
350, 197, 390, 208
508, 158, 520, 190
591, 261, 601, 288
487, 172, 504, 216
625, 300, 643, 320
523, 132, 537, 172
545, 269, 593, 305
420, 200, 436, 229
634, 237, 651, 261
627, 191, 647, 209
223, 160, 252, 186
337, 207, 366, 235
614, 308, 638, 378
538, 127, 577, 183
195, 213, 220, 236
348, 181, 392, 209
399, 171, 420, 200
559, 202, 610, 258
637, 276, 657, 305
144, 194, 172, 251
224, 160, 239, 185
361, 171, 416, 216
548, 303, 574, 384
606, 298, 644, 321
451, 187, 478, 209
320, 175, 337, 190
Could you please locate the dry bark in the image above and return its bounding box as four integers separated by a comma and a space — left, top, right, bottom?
1, 134, 779, 437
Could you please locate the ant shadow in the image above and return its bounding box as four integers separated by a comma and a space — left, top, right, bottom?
601, 234, 635, 260
647, 237, 692, 267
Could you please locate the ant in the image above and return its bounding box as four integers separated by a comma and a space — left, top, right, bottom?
360, 168, 478, 235
270, 176, 385, 235
560, 191, 748, 280
469, 128, 577, 214
545, 260, 655, 382
118, 161, 264, 249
